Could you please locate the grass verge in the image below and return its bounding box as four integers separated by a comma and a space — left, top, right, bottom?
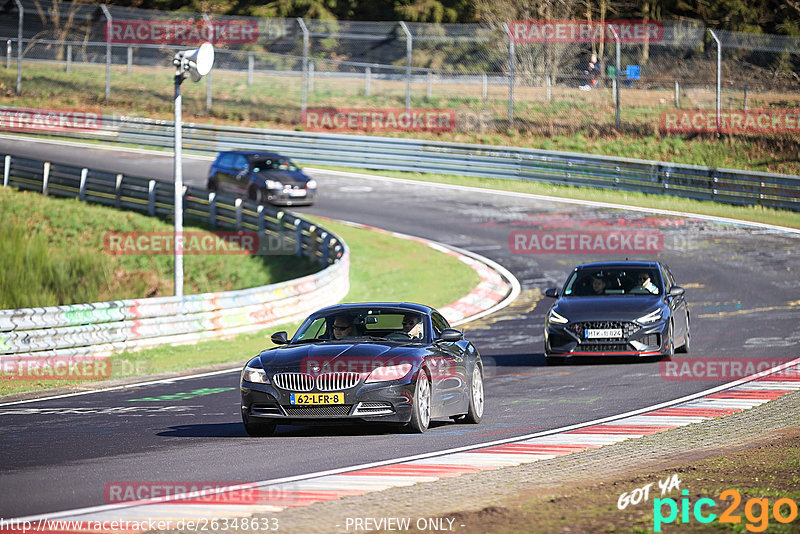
310, 165, 800, 230
0, 217, 480, 396
0, 186, 317, 308
431, 430, 800, 533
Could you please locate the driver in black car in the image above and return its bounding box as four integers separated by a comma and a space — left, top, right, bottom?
331, 314, 356, 340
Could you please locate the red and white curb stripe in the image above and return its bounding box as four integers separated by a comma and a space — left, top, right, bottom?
6, 361, 798, 533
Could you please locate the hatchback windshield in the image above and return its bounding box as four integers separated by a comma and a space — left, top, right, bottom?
563, 268, 661, 296
251, 158, 298, 172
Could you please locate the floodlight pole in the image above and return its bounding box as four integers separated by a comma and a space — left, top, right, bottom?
174, 70, 185, 299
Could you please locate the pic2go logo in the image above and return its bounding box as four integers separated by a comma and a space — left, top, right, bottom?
654, 489, 799, 532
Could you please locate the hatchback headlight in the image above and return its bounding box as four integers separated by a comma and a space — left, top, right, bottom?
265, 180, 282, 189
306, 179, 317, 189
242, 365, 269, 384
636, 309, 663, 324
548, 309, 569, 325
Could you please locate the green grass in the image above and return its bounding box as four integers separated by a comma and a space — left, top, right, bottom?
0, 213, 480, 396
2, 63, 799, 175
310, 165, 800, 230
0, 187, 318, 308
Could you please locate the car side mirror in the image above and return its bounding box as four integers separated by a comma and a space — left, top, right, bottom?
668, 286, 685, 297
438, 328, 463, 342
270, 331, 289, 345
544, 288, 559, 298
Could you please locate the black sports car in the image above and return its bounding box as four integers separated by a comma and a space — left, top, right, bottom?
543, 261, 690, 364
240, 303, 484, 436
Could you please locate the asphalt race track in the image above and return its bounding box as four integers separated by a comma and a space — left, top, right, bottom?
0, 136, 798, 519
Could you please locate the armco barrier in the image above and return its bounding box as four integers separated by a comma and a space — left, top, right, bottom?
0, 154, 349, 360
2, 109, 798, 211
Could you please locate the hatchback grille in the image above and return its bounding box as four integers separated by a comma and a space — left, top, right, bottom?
316, 372, 361, 391
273, 373, 314, 392
273, 372, 361, 392
283, 405, 352, 417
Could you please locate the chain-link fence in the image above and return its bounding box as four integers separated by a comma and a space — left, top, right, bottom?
1, 0, 799, 137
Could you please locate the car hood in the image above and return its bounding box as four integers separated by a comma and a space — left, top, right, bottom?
258, 342, 422, 373
254, 169, 309, 186
554, 295, 665, 322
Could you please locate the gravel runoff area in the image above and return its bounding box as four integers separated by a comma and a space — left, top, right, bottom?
267, 389, 800, 533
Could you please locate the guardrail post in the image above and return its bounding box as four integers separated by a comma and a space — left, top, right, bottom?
294, 218, 303, 257
148, 180, 156, 216
208, 192, 217, 226
79, 168, 88, 200
247, 53, 254, 85
3, 155, 10, 186
42, 161, 50, 196
115, 173, 123, 208
235, 198, 243, 230
365, 66, 371, 96
257, 204, 265, 234
320, 232, 329, 265
66, 43, 71, 72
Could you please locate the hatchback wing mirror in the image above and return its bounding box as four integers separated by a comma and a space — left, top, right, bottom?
544, 288, 559, 298
668, 286, 685, 297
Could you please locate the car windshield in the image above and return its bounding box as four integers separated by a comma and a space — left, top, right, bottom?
251, 158, 298, 172
293, 308, 427, 343
563, 268, 662, 296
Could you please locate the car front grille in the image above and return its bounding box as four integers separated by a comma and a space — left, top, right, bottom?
316, 372, 361, 391
576, 343, 634, 352
283, 405, 353, 417
273, 373, 315, 392
272, 372, 361, 392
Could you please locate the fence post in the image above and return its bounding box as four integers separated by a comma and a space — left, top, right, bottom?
202, 14, 213, 113
308, 61, 315, 92
42, 162, 50, 196
66, 43, 71, 72
482, 73, 487, 102
674, 80, 679, 108
247, 53, 254, 85
743, 86, 748, 111
297, 18, 309, 116
79, 168, 88, 200
608, 25, 621, 129
100, 4, 112, 101
503, 23, 514, 129
399, 21, 412, 111
708, 29, 722, 134
126, 46, 132, 74
13, 0, 22, 94
3, 155, 10, 186
426, 70, 432, 99
148, 180, 156, 216
546, 74, 551, 103
365, 66, 371, 96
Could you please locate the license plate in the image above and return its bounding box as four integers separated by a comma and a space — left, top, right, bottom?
586, 328, 623, 339
288, 189, 307, 197
290, 392, 344, 405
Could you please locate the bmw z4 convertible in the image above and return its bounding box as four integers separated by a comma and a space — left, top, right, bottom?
543, 261, 690, 364
240, 303, 484, 436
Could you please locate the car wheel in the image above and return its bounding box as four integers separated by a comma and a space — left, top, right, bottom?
248, 185, 265, 204
243, 419, 276, 437
676, 328, 690, 354
406, 368, 431, 433
665, 322, 675, 360
207, 178, 217, 192
462, 364, 484, 424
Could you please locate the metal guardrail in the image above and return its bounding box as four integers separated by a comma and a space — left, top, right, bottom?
5, 109, 798, 211
0, 153, 349, 360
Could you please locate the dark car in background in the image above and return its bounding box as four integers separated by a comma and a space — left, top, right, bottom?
543, 261, 690, 364
240, 303, 484, 436
208, 150, 317, 206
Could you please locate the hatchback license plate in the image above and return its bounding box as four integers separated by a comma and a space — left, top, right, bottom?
290, 392, 344, 405
585, 328, 623, 339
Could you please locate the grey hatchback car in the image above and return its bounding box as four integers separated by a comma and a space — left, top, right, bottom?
207, 150, 317, 206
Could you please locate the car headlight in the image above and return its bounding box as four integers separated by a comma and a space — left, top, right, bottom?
365, 363, 413, 383
547, 309, 569, 325
306, 179, 317, 189
265, 180, 282, 189
242, 365, 269, 384
636, 309, 663, 324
